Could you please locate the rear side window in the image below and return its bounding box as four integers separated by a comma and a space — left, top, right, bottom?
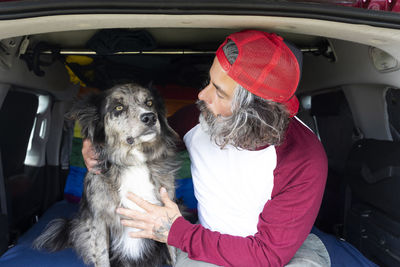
24, 94, 51, 166
386, 88, 400, 141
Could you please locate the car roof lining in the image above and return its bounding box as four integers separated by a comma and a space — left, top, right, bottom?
29, 28, 323, 51
0, 14, 399, 59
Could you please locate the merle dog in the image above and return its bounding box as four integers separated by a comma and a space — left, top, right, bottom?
34, 83, 180, 267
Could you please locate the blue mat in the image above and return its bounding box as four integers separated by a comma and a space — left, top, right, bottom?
311, 227, 378, 267
0, 201, 89, 267
0, 191, 377, 266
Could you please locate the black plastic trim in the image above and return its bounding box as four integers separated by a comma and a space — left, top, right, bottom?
0, 0, 399, 29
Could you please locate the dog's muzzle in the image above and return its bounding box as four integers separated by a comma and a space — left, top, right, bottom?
140, 112, 157, 127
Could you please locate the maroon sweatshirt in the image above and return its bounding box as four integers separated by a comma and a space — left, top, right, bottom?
167, 104, 327, 266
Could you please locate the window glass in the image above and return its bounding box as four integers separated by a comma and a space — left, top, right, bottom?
24, 94, 51, 166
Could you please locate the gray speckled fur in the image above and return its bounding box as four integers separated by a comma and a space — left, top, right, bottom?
33, 84, 180, 267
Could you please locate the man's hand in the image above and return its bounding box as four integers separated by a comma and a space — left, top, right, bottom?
82, 139, 100, 173
116, 187, 182, 243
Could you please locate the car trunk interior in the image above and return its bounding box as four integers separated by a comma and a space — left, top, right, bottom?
0, 13, 400, 266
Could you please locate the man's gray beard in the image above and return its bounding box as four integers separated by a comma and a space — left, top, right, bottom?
197, 100, 236, 148
198, 113, 210, 132
198, 102, 212, 133
197, 99, 289, 149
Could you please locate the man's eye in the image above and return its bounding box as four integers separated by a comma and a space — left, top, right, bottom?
216, 92, 224, 99
115, 105, 124, 111
146, 100, 153, 107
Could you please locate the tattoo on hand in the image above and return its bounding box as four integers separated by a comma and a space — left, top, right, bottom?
152, 213, 178, 242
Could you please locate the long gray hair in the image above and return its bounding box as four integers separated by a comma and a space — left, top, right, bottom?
198, 40, 290, 150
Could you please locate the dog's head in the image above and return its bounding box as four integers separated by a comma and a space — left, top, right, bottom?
104, 84, 163, 148
67, 83, 177, 166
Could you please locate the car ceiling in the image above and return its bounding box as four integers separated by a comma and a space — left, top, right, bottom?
29, 28, 324, 50
0, 14, 399, 56
0, 14, 400, 97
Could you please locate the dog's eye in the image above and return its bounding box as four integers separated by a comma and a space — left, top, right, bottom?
146, 100, 153, 107
115, 105, 124, 111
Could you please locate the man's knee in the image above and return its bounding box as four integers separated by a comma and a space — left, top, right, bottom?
175, 250, 221, 267
285, 234, 330, 267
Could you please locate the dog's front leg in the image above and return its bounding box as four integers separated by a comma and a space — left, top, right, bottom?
71, 217, 111, 267
91, 221, 111, 267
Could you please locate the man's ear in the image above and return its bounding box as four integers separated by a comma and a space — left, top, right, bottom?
66, 93, 106, 144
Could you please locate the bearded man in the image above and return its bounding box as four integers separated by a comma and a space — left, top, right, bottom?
83, 30, 328, 266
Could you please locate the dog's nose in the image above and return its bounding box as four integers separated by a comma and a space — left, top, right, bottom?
126, 136, 134, 145
140, 112, 156, 126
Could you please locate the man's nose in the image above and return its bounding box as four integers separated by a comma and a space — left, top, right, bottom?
198, 84, 212, 104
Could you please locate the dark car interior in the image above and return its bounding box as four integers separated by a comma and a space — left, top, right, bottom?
0, 6, 399, 266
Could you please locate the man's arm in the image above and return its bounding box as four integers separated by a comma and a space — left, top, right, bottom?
167, 151, 327, 267
81, 139, 100, 173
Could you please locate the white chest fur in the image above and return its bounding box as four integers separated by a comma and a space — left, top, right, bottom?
113, 165, 161, 259
119, 165, 160, 210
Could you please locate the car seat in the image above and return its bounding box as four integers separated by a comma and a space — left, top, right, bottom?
344, 138, 400, 267
0, 89, 39, 245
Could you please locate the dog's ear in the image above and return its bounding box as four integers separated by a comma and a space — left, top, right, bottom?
148, 82, 167, 119
66, 92, 106, 145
